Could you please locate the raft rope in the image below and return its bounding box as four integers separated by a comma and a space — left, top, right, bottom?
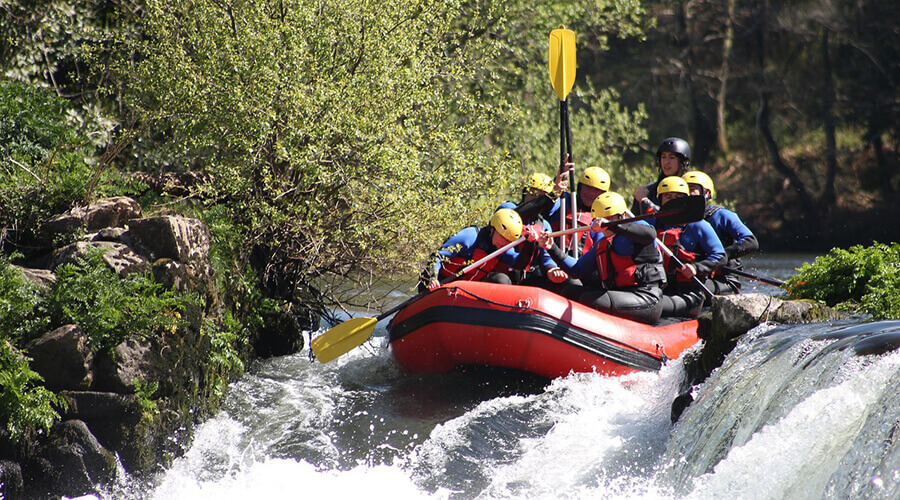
441, 285, 665, 362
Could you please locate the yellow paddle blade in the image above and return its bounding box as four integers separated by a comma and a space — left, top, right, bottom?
311, 316, 378, 363
548, 26, 576, 100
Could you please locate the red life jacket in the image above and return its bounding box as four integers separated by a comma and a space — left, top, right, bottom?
552, 210, 594, 254
438, 248, 511, 281
657, 228, 697, 282
594, 235, 640, 288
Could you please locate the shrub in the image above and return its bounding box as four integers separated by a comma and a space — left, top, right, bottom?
47, 249, 191, 352
0, 254, 49, 343
0, 341, 65, 442
787, 242, 900, 319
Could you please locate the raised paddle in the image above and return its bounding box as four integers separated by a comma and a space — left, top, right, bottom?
721, 267, 787, 287
311, 235, 528, 363
545, 195, 706, 239
549, 26, 576, 254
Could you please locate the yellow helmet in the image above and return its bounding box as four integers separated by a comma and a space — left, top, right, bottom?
524, 172, 554, 193
683, 171, 715, 199
490, 208, 523, 241
580, 167, 611, 191
591, 192, 628, 219
657, 176, 690, 197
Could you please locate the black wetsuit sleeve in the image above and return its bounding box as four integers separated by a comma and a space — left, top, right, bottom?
726, 234, 759, 260
515, 195, 555, 222
608, 222, 656, 246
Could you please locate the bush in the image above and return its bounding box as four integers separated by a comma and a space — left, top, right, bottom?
787, 242, 900, 319
47, 250, 192, 352
0, 341, 65, 442
0, 254, 49, 343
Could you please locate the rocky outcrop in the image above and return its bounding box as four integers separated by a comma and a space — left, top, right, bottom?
2, 197, 223, 500
672, 293, 847, 423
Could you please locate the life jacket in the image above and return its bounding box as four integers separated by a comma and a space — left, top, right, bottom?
657, 227, 697, 282
437, 228, 511, 281
551, 210, 594, 254
594, 235, 640, 288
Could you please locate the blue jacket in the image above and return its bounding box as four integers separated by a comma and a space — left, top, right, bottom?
431, 225, 520, 277
658, 219, 726, 276
705, 206, 758, 263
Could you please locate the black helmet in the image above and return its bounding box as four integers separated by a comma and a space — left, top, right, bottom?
656, 137, 691, 165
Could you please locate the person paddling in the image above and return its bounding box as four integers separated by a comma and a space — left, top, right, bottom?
420, 208, 526, 292
537, 192, 667, 324
682, 171, 759, 295
633, 137, 691, 215
495, 173, 570, 289
654, 177, 726, 318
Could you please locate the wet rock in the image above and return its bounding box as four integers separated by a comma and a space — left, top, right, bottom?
51, 240, 151, 276
93, 339, 155, 394
254, 308, 305, 358
25, 325, 93, 391
59, 391, 140, 421
25, 420, 117, 499
0, 459, 23, 500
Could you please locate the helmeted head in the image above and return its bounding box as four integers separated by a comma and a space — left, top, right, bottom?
656, 137, 691, 176
657, 176, 690, 197
591, 192, 628, 220
524, 172, 554, 195
579, 167, 611, 191
682, 171, 715, 200
490, 208, 524, 242
657, 176, 690, 207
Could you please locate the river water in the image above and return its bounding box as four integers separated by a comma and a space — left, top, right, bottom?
108, 254, 900, 499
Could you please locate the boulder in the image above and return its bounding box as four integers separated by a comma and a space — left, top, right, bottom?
41, 196, 142, 236
59, 391, 140, 421
0, 459, 23, 500
126, 216, 210, 265
93, 338, 156, 394
24, 420, 117, 499
25, 325, 93, 391
51, 240, 151, 277
9, 265, 56, 289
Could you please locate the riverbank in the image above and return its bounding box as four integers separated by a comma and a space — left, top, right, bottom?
0, 196, 312, 499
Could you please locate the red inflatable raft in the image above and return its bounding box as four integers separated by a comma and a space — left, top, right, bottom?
387, 280, 700, 379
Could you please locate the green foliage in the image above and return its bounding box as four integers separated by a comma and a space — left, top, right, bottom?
132, 378, 159, 417
102, 0, 653, 317
0, 254, 49, 343
201, 313, 246, 401
787, 242, 900, 319
47, 249, 191, 352
0, 341, 66, 442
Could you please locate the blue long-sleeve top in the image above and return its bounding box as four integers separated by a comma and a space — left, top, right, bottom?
706, 206, 758, 262
658, 219, 726, 275
431, 225, 520, 277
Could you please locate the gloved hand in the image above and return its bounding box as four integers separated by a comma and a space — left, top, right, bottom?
522, 226, 540, 242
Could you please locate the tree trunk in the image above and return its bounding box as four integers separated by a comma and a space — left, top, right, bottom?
753, 0, 816, 216
822, 29, 837, 207
716, 0, 735, 154
678, 0, 717, 167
